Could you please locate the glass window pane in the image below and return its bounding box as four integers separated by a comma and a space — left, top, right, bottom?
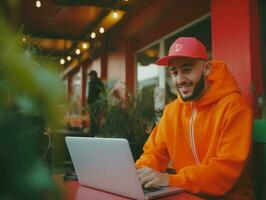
136, 43, 160, 90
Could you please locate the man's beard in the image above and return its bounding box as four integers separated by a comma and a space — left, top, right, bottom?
177, 74, 205, 102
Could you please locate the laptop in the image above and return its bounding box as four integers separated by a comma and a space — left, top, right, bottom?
65, 137, 183, 200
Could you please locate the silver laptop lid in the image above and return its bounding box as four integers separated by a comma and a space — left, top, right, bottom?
65, 137, 145, 200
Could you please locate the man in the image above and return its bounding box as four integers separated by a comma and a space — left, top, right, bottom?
87, 70, 105, 105
136, 37, 255, 199
87, 70, 105, 136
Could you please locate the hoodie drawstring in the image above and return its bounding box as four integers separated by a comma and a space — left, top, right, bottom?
189, 104, 200, 164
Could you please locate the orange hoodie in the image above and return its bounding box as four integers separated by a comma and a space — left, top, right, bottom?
136, 61, 255, 199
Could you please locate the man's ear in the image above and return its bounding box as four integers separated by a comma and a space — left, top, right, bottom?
204, 61, 212, 76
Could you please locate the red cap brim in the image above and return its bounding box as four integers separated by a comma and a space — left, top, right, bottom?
155, 56, 177, 66
155, 55, 195, 66
155, 55, 207, 66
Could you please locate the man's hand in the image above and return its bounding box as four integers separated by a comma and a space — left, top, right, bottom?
137, 167, 169, 188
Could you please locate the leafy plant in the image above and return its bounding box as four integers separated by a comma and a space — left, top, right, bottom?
91, 87, 156, 144
0, 9, 64, 200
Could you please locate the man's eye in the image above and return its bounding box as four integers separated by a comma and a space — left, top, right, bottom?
182, 68, 192, 73
170, 71, 178, 76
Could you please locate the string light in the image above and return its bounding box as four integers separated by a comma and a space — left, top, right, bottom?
67, 56, 72, 61
60, 58, 65, 65
99, 27, 105, 34
90, 32, 96, 39
82, 42, 88, 49
112, 11, 118, 18
75, 48, 81, 55
36, 0, 41, 8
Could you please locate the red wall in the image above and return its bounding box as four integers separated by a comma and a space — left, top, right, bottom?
211, 0, 262, 117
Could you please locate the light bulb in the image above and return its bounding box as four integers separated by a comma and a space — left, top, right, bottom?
99, 27, 105, 34
60, 58, 65, 65
36, 0, 41, 8
75, 49, 81, 55
113, 11, 118, 18
82, 43, 88, 49
90, 32, 96, 39
67, 56, 72, 61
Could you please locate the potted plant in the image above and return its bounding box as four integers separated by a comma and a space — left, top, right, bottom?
89, 86, 157, 161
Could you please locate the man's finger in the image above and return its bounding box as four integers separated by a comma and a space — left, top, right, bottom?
144, 178, 158, 188
140, 172, 156, 186
137, 167, 152, 178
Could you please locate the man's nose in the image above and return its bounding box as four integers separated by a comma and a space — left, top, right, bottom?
175, 73, 186, 85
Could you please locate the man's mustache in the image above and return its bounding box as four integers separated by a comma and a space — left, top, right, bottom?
176, 82, 193, 89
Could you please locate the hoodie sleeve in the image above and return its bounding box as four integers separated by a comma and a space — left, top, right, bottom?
168, 107, 253, 195
135, 123, 170, 172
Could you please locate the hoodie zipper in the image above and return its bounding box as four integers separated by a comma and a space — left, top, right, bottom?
189, 104, 200, 164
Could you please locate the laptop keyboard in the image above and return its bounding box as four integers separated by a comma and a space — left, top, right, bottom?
143, 186, 163, 194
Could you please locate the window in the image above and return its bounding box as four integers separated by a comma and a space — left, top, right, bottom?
136, 43, 160, 90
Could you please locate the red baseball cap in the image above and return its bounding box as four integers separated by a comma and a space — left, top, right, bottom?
155, 37, 208, 66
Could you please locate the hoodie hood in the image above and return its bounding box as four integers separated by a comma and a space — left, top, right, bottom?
177, 61, 241, 107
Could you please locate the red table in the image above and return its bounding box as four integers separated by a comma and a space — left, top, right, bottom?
61, 180, 204, 200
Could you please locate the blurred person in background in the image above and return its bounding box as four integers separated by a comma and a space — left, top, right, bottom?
87, 70, 105, 137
